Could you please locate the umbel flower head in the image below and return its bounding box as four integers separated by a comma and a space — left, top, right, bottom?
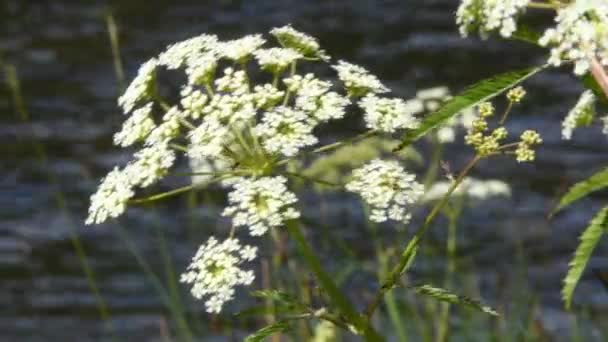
86, 25, 422, 228
346, 159, 424, 223
539, 0, 608, 75
456, 0, 530, 38
181, 237, 257, 313
223, 176, 300, 236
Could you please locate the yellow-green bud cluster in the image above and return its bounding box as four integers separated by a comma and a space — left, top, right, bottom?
515, 130, 542, 163
507, 86, 526, 104
465, 102, 508, 156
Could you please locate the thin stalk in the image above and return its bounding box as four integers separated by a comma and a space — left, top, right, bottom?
4, 62, 116, 338
499, 101, 514, 125
169, 143, 189, 153
423, 135, 443, 188
285, 221, 384, 341
436, 207, 461, 342
104, 12, 126, 91
365, 155, 481, 318
527, 1, 559, 10
590, 58, 608, 100
282, 171, 341, 188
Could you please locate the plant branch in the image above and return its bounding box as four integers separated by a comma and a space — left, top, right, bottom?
364, 155, 481, 318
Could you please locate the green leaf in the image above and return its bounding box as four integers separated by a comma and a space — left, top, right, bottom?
394, 66, 544, 151
411, 284, 499, 316
562, 207, 608, 310
552, 168, 608, 215
510, 25, 542, 45
250, 289, 303, 308
245, 321, 292, 342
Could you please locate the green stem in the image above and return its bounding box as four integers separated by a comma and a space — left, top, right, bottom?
527, 1, 559, 10
283, 171, 341, 188
499, 102, 514, 125
365, 155, 481, 318
285, 221, 384, 341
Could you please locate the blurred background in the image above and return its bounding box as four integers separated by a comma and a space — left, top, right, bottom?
1, 0, 607, 341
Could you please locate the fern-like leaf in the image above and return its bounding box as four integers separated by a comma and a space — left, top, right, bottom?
245, 321, 291, 342
552, 168, 608, 215
411, 284, 499, 316
562, 206, 608, 310
394, 66, 544, 151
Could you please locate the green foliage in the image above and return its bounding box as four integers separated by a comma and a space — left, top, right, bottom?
394, 67, 544, 151
510, 25, 542, 45
411, 284, 499, 316
562, 207, 608, 310
552, 168, 608, 215
245, 321, 292, 342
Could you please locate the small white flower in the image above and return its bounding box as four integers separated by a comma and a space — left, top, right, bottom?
118, 58, 158, 113
215, 35, 266, 61
252, 83, 285, 109
539, 0, 608, 75
188, 117, 232, 160
85, 167, 135, 225
126, 143, 176, 187
562, 90, 596, 140
287, 74, 351, 122
346, 159, 424, 223
145, 106, 184, 146
215, 67, 250, 95
255, 106, 318, 157
457, 0, 530, 38
254, 47, 303, 72
114, 103, 156, 147
270, 25, 329, 60
180, 86, 209, 120
159, 34, 218, 69
332, 60, 389, 96
222, 176, 300, 236
358, 94, 422, 133
601, 115, 608, 136
181, 236, 257, 313
184, 52, 218, 85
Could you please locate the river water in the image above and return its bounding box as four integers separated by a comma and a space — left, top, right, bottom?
1, 0, 607, 341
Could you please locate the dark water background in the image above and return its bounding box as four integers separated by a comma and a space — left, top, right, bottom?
1, 0, 608, 340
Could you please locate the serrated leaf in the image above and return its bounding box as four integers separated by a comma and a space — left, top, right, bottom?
552, 168, 608, 215
562, 207, 608, 310
411, 284, 499, 316
394, 67, 544, 151
245, 321, 291, 342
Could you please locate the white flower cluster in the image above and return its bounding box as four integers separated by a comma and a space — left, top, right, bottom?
223, 176, 300, 236
359, 94, 423, 133
456, 0, 530, 38
333, 60, 389, 96
562, 90, 596, 140
87, 25, 426, 313
346, 159, 424, 223
423, 177, 511, 202
539, 0, 608, 75
270, 24, 329, 60
181, 237, 257, 313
